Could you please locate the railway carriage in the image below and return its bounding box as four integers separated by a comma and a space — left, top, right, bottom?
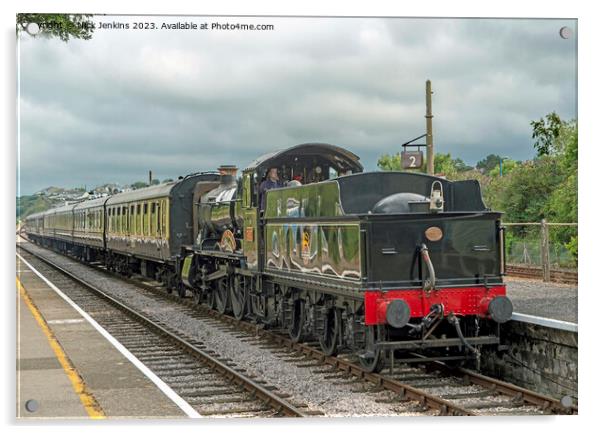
23, 211, 44, 240
40, 203, 76, 251
72, 197, 107, 260
103, 173, 220, 285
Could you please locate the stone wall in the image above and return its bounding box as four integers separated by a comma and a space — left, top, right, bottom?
479, 320, 578, 401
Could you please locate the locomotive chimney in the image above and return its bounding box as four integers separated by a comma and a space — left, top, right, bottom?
218, 165, 238, 186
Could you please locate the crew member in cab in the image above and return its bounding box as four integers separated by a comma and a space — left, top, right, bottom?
259, 167, 284, 211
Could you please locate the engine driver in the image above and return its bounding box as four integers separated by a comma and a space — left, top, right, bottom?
259, 167, 284, 211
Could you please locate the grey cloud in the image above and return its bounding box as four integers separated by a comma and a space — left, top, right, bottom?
18, 16, 576, 194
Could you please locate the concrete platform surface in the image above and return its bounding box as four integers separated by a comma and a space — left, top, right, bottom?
17, 294, 90, 419
505, 276, 577, 324
16, 255, 186, 419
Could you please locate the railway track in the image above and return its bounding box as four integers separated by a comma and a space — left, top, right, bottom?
506, 264, 578, 285
17, 238, 578, 416
17, 246, 312, 418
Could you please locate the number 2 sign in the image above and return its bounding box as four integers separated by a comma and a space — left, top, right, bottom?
402, 151, 423, 169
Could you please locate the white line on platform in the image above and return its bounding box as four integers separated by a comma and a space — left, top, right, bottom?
512, 312, 578, 333
16, 252, 202, 418
47, 318, 85, 325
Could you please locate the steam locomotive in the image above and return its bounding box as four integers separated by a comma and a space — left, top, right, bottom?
24, 143, 512, 371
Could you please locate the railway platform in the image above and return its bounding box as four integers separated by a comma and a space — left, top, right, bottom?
505, 277, 577, 325
16, 254, 187, 419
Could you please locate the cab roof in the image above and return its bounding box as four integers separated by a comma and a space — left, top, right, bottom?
244, 142, 363, 174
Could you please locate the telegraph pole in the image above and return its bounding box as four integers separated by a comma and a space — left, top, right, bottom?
425, 80, 434, 175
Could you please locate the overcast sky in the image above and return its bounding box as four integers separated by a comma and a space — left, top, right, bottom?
17, 16, 577, 195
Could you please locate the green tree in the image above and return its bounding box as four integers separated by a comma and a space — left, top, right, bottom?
496, 157, 564, 222
476, 154, 503, 173
496, 114, 578, 263
531, 112, 562, 156
16, 14, 94, 41
434, 153, 457, 177
544, 120, 578, 261
488, 158, 519, 178
131, 181, 148, 190
453, 158, 473, 172
376, 153, 402, 171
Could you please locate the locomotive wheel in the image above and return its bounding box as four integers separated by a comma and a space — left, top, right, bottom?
214, 278, 230, 314
230, 275, 249, 321
289, 299, 306, 343
319, 307, 341, 356
359, 325, 384, 373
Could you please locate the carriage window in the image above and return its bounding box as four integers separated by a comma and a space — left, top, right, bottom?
156, 202, 161, 236
150, 202, 156, 236
161, 200, 167, 236
143, 203, 149, 235
130, 205, 134, 233
117, 207, 120, 233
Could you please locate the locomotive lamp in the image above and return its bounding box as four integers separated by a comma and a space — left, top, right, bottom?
429, 181, 444, 213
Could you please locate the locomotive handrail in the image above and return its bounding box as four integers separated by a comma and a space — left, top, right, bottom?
499, 225, 506, 275
420, 243, 437, 291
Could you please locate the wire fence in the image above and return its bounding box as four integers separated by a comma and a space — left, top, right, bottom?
504, 220, 577, 281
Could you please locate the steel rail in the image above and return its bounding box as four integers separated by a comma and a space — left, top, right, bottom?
452, 366, 577, 414
16, 243, 307, 418
505, 264, 577, 284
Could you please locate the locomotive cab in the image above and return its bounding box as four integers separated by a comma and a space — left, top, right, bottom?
239, 143, 364, 270
242, 143, 363, 206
